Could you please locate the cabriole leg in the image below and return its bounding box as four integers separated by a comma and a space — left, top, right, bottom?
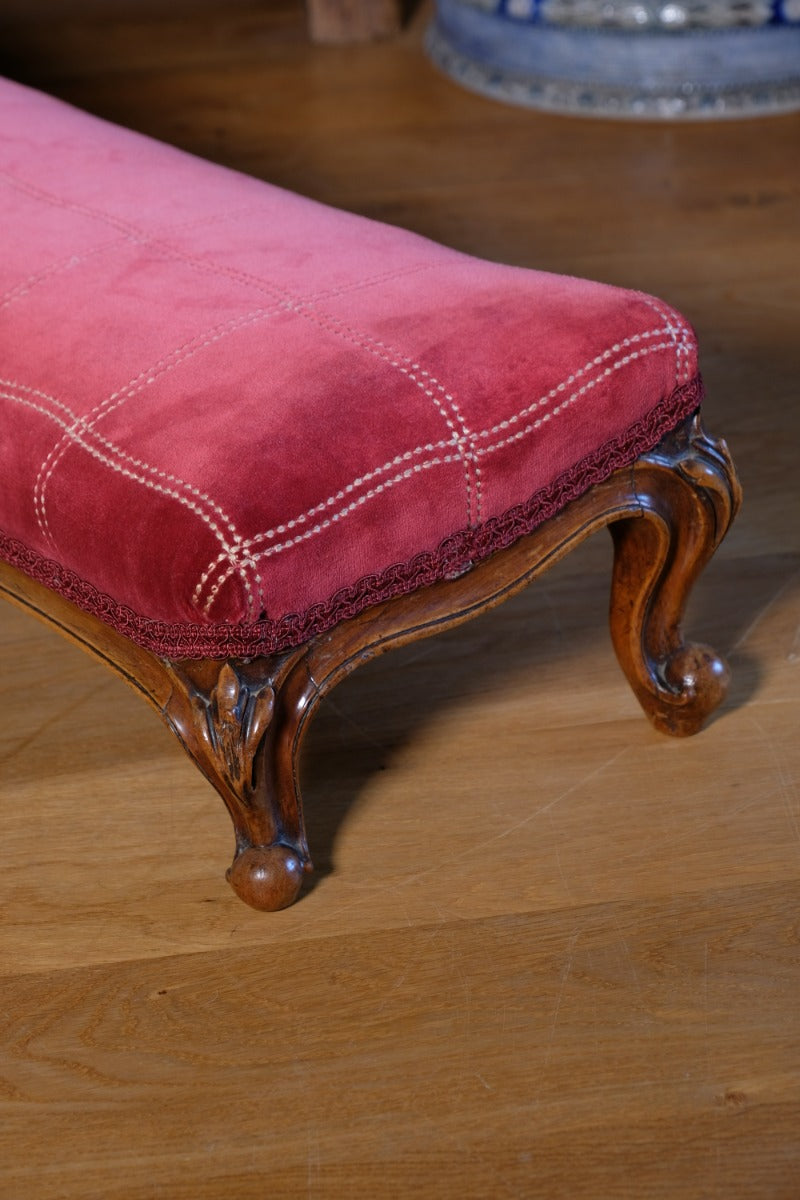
163, 652, 320, 911
609, 412, 742, 737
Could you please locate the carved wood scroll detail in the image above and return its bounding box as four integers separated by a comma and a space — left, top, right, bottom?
609, 412, 741, 737
201, 662, 275, 794
642, 409, 741, 547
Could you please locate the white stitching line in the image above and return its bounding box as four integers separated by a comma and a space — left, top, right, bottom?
199, 335, 676, 610
0, 167, 154, 240
0, 201, 281, 313
1, 168, 412, 318
33, 289, 290, 608
2, 382, 250, 544
2, 160, 302, 619
4, 165, 479, 587
27, 277, 473, 615
0, 236, 126, 309
21, 260, 442, 551
191, 432, 463, 605
31, 287, 463, 614
188, 292, 483, 607
0, 378, 78, 420
476, 341, 677, 457
34, 305, 283, 542
476, 328, 666, 442
637, 295, 680, 384
197, 327, 670, 598
4, 168, 456, 613
200, 454, 464, 613
30, 305, 293, 616
1, 378, 261, 618
1, 167, 444, 313
3, 166, 478, 478
298, 261, 439, 305
637, 294, 694, 388
280, 299, 483, 527
0, 172, 299, 363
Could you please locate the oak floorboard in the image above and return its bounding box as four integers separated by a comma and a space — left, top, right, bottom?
0, 1, 798, 1196
2, 883, 800, 1199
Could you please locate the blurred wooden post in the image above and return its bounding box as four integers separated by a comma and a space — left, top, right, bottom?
306, 0, 403, 42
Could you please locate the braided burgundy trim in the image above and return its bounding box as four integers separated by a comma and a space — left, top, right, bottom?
1, 376, 703, 660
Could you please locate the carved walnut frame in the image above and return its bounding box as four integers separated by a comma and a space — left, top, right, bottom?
0, 412, 741, 911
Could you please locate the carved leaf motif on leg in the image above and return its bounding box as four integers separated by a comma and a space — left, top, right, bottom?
206, 662, 275, 795
162, 652, 312, 911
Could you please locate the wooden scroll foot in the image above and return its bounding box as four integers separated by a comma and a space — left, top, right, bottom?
609, 413, 742, 737
0, 408, 741, 910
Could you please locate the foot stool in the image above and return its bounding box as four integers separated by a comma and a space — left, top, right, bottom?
0, 78, 741, 911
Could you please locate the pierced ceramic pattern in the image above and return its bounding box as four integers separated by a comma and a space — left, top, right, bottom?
427, 0, 800, 117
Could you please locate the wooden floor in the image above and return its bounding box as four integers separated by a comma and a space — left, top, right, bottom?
1, 3, 799, 1196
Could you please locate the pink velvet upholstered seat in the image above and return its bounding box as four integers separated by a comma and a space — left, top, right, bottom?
0, 76, 702, 659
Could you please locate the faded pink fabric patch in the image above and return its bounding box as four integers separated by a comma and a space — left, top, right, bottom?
0, 77, 701, 658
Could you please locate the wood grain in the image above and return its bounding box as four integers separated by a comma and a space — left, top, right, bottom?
0, 1, 798, 1196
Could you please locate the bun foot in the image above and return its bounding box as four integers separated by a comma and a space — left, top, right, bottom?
651, 643, 731, 737
226, 844, 310, 911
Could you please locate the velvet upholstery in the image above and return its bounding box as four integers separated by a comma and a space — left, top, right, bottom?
0, 77, 701, 658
